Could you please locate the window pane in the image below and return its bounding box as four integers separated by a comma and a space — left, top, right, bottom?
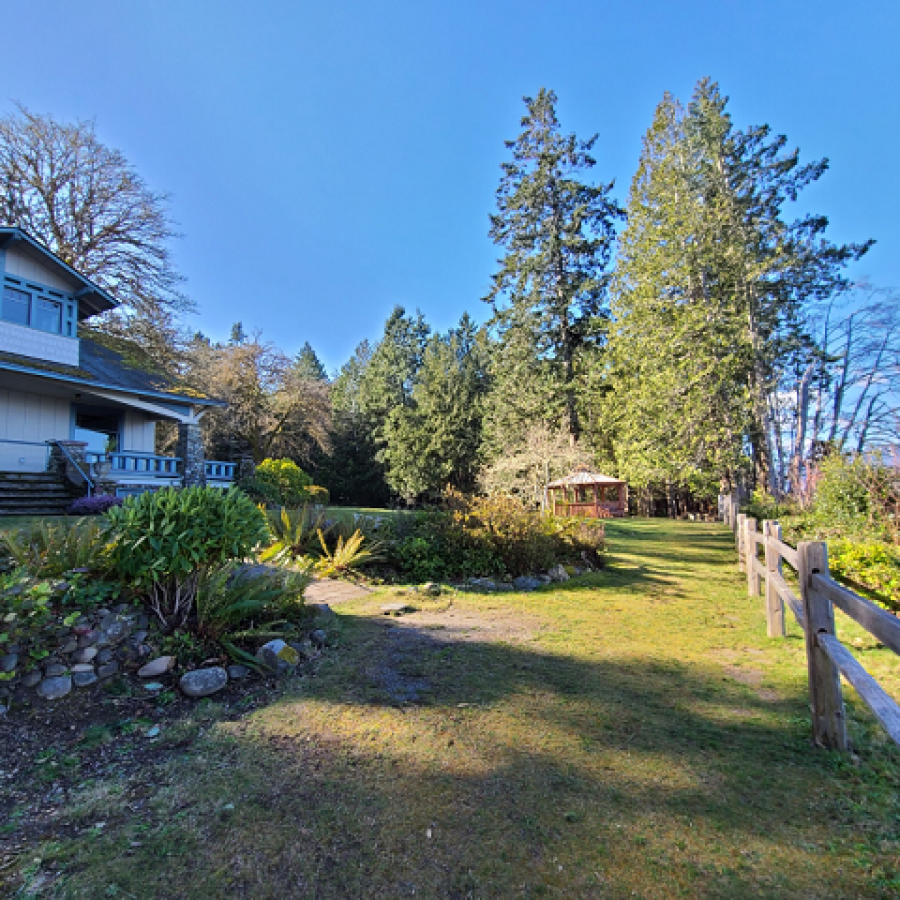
34, 297, 62, 333
2, 287, 30, 326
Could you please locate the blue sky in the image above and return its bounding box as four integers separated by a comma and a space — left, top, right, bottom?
1, 0, 897, 372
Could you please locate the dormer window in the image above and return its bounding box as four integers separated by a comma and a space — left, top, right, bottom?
2, 278, 75, 336
3, 286, 30, 326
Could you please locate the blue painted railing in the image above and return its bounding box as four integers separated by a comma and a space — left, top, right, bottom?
205, 460, 237, 481
83, 452, 236, 483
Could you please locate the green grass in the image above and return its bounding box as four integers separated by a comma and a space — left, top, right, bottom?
6, 519, 900, 898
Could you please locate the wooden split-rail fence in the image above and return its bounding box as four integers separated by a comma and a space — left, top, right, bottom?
721, 495, 900, 751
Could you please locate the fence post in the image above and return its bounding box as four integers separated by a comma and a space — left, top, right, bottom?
764, 521, 786, 637
745, 517, 758, 596
797, 541, 847, 751
736, 513, 746, 571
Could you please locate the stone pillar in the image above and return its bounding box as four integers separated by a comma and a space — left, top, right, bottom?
177, 423, 206, 488
237, 455, 256, 482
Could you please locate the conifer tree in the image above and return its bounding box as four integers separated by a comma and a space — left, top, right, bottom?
484, 89, 623, 448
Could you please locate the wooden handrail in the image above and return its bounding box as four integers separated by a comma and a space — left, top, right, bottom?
811, 573, 900, 657
733, 517, 899, 751
817, 633, 900, 746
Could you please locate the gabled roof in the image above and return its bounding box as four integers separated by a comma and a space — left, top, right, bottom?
0, 335, 224, 408
547, 470, 626, 488
0, 226, 118, 318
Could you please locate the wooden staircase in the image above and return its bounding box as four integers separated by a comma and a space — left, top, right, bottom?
0, 472, 83, 517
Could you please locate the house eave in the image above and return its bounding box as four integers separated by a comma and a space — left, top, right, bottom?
0, 358, 226, 409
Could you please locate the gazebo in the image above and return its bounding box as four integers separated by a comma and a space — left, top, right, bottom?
546, 469, 628, 518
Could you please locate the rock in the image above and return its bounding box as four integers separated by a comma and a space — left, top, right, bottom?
77, 631, 99, 649
131, 630, 149, 645
98, 661, 119, 679
468, 578, 496, 592
420, 582, 442, 596
537, 574, 552, 585
0, 653, 18, 673
227, 664, 250, 680
73, 647, 98, 664
71, 663, 95, 673
58, 639, 78, 654
143, 682, 164, 692
548, 564, 570, 583
309, 602, 334, 619
256, 639, 300, 672
512, 576, 542, 592
310, 630, 328, 649
37, 676, 72, 700
138, 656, 175, 678
22, 669, 42, 688
101, 620, 129, 644
43, 663, 67, 678
96, 649, 114, 665
72, 670, 98, 688
179, 667, 228, 698
496, 583, 514, 592
381, 603, 412, 616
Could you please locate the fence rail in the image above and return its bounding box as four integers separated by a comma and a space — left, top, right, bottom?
726, 501, 900, 752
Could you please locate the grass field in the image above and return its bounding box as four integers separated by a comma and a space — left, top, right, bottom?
4, 519, 900, 898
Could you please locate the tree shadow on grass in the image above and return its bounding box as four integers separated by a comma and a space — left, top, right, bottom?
43, 611, 898, 899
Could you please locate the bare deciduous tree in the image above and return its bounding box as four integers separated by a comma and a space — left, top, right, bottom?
0, 103, 191, 360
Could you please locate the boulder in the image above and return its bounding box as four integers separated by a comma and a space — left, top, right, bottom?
468, 578, 496, 592
256, 639, 300, 673
43, 662, 67, 678
37, 676, 72, 700
512, 576, 542, 592
179, 667, 228, 698
310, 630, 328, 649
72, 670, 98, 688
381, 603, 412, 616
138, 656, 176, 678
0, 653, 18, 673
73, 647, 98, 664
548, 564, 570, 583
420, 582, 442, 596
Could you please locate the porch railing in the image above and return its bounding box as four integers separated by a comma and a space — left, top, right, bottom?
83, 452, 236, 483
205, 461, 237, 482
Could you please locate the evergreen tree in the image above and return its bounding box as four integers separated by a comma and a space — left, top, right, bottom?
484, 88, 623, 448
381, 314, 490, 500
294, 341, 328, 381
607, 81, 871, 497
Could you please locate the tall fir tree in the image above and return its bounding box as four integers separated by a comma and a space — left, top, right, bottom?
484, 88, 623, 451
607, 81, 871, 497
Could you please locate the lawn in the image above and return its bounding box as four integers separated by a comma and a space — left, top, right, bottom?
3, 519, 899, 898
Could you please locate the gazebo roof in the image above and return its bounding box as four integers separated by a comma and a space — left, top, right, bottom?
547, 470, 625, 488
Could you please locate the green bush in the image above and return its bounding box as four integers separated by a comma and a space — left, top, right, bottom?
252, 458, 329, 507
829, 539, 900, 613
106, 487, 268, 632
195, 563, 312, 641
382, 493, 605, 581
0, 518, 110, 578
261, 505, 331, 564
806, 454, 876, 539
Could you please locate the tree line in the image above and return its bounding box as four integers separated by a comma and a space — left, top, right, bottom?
1, 83, 895, 508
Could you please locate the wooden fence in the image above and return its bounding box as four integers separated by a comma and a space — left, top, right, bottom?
726, 505, 900, 751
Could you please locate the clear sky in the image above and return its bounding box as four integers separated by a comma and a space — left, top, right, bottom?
2, 0, 897, 372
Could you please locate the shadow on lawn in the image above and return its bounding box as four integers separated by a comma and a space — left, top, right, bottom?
29, 609, 895, 900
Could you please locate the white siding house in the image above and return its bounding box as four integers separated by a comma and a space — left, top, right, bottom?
0, 226, 233, 498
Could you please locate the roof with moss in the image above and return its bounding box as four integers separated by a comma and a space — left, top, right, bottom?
0, 334, 224, 407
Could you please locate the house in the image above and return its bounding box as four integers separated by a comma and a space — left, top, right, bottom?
0, 226, 234, 512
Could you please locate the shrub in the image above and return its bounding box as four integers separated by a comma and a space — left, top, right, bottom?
255, 459, 314, 506
0, 518, 110, 578
829, 539, 900, 613
69, 495, 123, 516
316, 529, 382, 577
381, 493, 605, 581
105, 487, 268, 631
261, 505, 332, 564
235, 475, 282, 507
195, 563, 312, 641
